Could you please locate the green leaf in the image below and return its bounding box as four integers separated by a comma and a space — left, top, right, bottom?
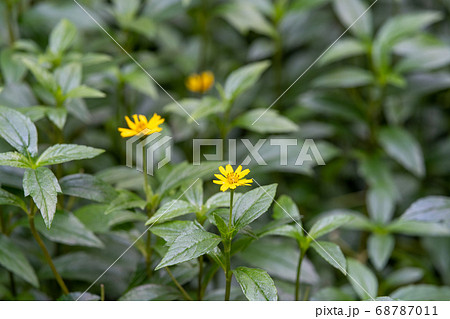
372, 12, 442, 71
46, 108, 67, 130
0, 188, 27, 212
309, 214, 353, 239
224, 60, 270, 100
259, 223, 301, 240
104, 190, 146, 215
0, 152, 33, 168
35, 210, 104, 248
311, 241, 347, 274
159, 162, 222, 195
146, 200, 197, 225
222, 2, 276, 37
391, 284, 450, 301
184, 179, 203, 208
233, 184, 277, 232
0, 234, 39, 287
205, 192, 242, 209
150, 220, 201, 245
36, 144, 104, 167
313, 67, 374, 88
155, 229, 221, 270
378, 126, 425, 177
21, 58, 58, 92
367, 234, 395, 271
65, 85, 105, 99
23, 167, 61, 228
54, 63, 81, 94
386, 220, 450, 236
384, 267, 423, 289
273, 195, 301, 221
234, 109, 298, 134
119, 284, 179, 301
319, 38, 366, 66
123, 70, 158, 98
74, 204, 146, 233
59, 174, 117, 202
401, 196, 450, 224
0, 105, 38, 156
1, 48, 27, 83
367, 187, 395, 224
333, 0, 373, 39
48, 19, 77, 54
214, 213, 229, 238
347, 258, 378, 300
233, 267, 277, 301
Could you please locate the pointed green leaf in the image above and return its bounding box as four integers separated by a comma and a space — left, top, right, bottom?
35, 210, 103, 248
309, 214, 353, 239
0, 234, 39, 287
36, 144, 104, 167
311, 241, 347, 274
378, 126, 425, 177
233, 184, 277, 231
234, 109, 298, 133
333, 0, 373, 39
155, 229, 221, 270
146, 200, 197, 225
59, 174, 116, 202
65, 85, 105, 99
224, 60, 270, 100
104, 190, 146, 215
347, 258, 378, 300
367, 233, 395, 271
0, 152, 33, 168
233, 267, 277, 301
0, 105, 38, 156
0, 188, 27, 212
49, 19, 77, 54
23, 167, 61, 228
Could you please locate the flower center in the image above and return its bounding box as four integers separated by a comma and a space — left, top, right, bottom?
136, 122, 147, 132
227, 173, 239, 184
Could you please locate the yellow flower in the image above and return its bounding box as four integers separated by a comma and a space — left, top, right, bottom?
186, 71, 214, 93
118, 113, 164, 138
213, 164, 253, 192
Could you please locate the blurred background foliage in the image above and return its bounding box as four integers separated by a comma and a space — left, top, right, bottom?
0, 0, 449, 300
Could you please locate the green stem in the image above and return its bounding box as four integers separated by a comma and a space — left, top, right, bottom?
100, 284, 105, 301
9, 271, 16, 297
28, 213, 69, 295
142, 149, 154, 277
295, 249, 306, 301
165, 267, 193, 301
6, 1, 16, 45
197, 255, 204, 300
224, 189, 234, 301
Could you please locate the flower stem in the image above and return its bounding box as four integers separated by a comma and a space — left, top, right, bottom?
142, 146, 153, 277
28, 214, 69, 295
224, 189, 234, 301
100, 284, 105, 301
165, 267, 193, 301
295, 249, 306, 301
197, 255, 204, 300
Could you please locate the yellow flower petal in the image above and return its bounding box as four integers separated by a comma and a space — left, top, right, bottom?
238, 169, 250, 178
220, 184, 229, 192
225, 164, 233, 174
214, 174, 227, 181
213, 180, 224, 185
219, 166, 227, 176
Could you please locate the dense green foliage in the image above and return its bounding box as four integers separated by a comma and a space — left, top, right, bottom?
0, 0, 449, 301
